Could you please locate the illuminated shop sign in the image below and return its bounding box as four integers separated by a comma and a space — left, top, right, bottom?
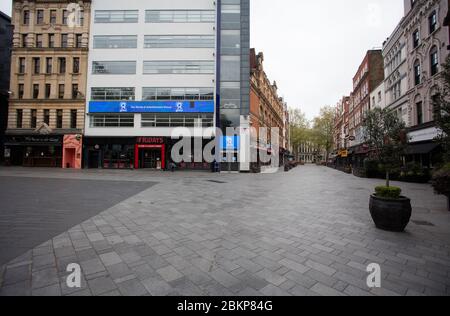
89, 101, 215, 113
220, 136, 240, 151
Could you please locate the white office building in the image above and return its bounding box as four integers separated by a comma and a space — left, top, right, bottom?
84, 0, 250, 171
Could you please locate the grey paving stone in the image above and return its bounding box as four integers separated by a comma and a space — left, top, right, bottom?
310, 283, 346, 296
142, 277, 173, 296
80, 258, 106, 276
32, 283, 62, 296
116, 278, 148, 296
260, 284, 291, 296
87, 276, 117, 296
99, 252, 123, 267
31, 267, 59, 289
156, 265, 184, 283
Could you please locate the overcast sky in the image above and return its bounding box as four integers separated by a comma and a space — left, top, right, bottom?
0, 1, 404, 119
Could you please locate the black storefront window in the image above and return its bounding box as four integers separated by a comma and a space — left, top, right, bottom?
84, 138, 135, 169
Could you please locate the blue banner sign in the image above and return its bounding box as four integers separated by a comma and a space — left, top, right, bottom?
220, 136, 240, 151
89, 101, 215, 113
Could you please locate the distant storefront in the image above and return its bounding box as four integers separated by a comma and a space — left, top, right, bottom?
4, 135, 63, 167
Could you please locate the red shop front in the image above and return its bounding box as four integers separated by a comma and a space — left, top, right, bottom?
134, 137, 166, 170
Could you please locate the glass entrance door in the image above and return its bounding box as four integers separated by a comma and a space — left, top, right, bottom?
140, 149, 161, 169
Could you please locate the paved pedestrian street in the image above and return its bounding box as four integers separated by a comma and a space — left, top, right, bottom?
0, 165, 449, 296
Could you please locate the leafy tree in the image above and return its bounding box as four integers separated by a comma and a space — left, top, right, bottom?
289, 108, 311, 160
312, 106, 335, 162
363, 107, 406, 187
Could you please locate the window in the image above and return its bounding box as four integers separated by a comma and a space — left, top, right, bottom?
430, 46, 439, 76
19, 57, 26, 73
221, 30, 240, 54
44, 109, 50, 125
48, 34, 55, 48
413, 29, 420, 49
70, 110, 77, 129
46, 57, 52, 74
94, 10, 139, 23
58, 84, 65, 99
142, 87, 214, 101
61, 34, 68, 48
35, 34, 43, 48
221, 56, 240, 81
33, 84, 39, 99
31, 109, 37, 128
414, 60, 421, 85
143, 61, 214, 74
73, 57, 80, 74
23, 10, 30, 25
79, 11, 84, 26
429, 11, 437, 34
33, 58, 40, 74
220, 82, 240, 109
432, 94, 441, 120
18, 84, 24, 99
221, 4, 241, 29
141, 113, 214, 128
93, 35, 138, 49
58, 57, 66, 73
143, 35, 215, 48
90, 114, 135, 127
76, 34, 83, 48
63, 10, 68, 25
45, 84, 51, 98
91, 87, 135, 101
16, 109, 23, 128
50, 10, 57, 24
92, 61, 136, 74
56, 109, 63, 128
72, 84, 79, 99
22, 34, 27, 47
145, 10, 215, 23
416, 102, 423, 125
36, 10, 44, 24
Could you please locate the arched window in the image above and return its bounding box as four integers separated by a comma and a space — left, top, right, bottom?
414, 60, 421, 85
430, 46, 439, 76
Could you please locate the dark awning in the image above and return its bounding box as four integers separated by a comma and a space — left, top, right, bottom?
406, 143, 440, 155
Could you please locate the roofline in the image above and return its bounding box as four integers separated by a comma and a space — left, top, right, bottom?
0, 11, 11, 22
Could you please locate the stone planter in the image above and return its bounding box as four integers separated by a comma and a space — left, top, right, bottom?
369, 195, 412, 232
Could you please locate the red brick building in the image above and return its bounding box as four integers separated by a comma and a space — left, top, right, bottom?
348, 50, 384, 170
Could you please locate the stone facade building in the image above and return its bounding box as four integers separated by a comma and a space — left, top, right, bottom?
250, 49, 289, 170
383, 20, 409, 122
5, 0, 90, 168
0, 11, 13, 163
402, 0, 449, 168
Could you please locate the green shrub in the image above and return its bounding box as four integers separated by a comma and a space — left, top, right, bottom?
375, 186, 402, 199
431, 163, 450, 196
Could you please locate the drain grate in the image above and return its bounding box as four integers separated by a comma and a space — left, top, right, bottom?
412, 220, 435, 227
207, 180, 227, 184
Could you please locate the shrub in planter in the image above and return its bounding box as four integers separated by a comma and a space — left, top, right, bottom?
363, 108, 411, 232
431, 163, 450, 212
375, 186, 401, 199
370, 186, 412, 232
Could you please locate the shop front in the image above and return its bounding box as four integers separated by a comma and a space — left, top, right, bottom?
83, 137, 135, 169
62, 134, 83, 169
135, 137, 165, 170
4, 135, 63, 167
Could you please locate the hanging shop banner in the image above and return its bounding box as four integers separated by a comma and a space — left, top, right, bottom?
89, 101, 215, 113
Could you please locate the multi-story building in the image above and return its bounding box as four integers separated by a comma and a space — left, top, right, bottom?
383, 20, 409, 122
348, 50, 384, 168
333, 96, 351, 169
5, 0, 90, 168
402, 0, 449, 168
370, 82, 386, 109
249, 49, 288, 170
84, 0, 250, 172
0, 11, 13, 163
